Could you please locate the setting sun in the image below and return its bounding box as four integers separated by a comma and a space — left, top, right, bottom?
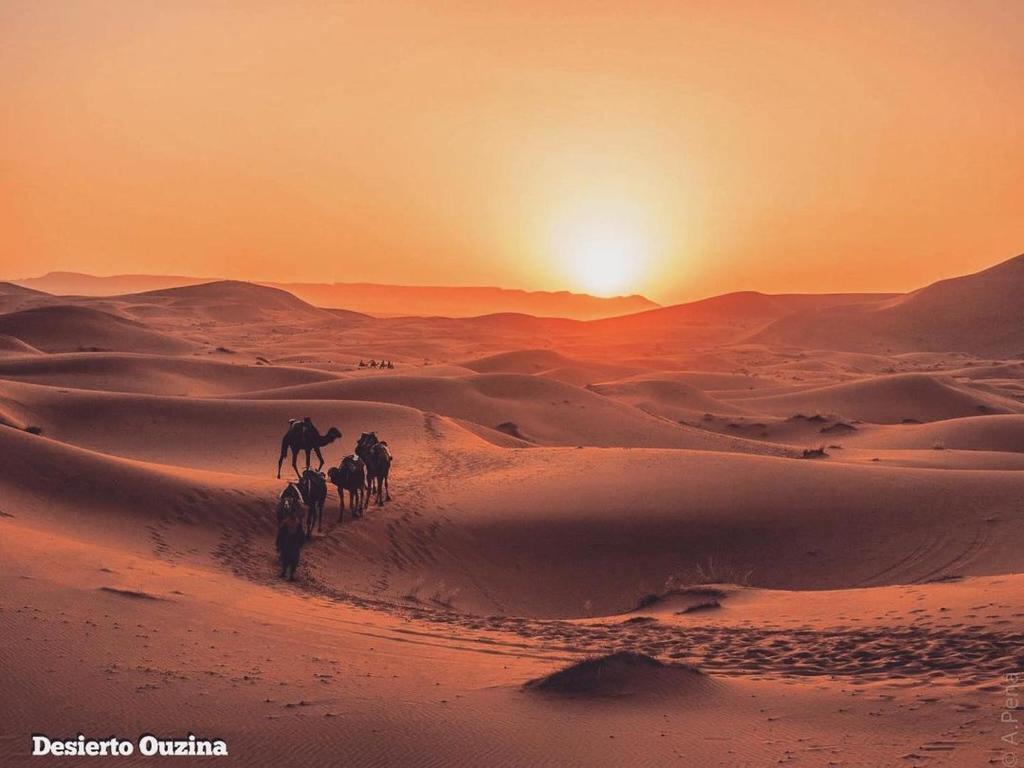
553, 202, 654, 297
566, 225, 643, 296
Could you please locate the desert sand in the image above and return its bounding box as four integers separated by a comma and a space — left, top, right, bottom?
2, 256, 1024, 766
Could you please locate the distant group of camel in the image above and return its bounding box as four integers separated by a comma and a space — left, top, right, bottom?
276, 418, 392, 537
359, 359, 394, 369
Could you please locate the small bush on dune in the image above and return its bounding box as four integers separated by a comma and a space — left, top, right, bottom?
495, 421, 527, 440
677, 599, 721, 614
820, 421, 856, 434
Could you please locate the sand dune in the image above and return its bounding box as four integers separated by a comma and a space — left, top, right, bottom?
0, 379, 452, 470
845, 414, 1024, 452
754, 253, 1024, 355
616, 369, 779, 392
461, 348, 588, 373
0, 334, 42, 356
0, 305, 197, 354
9, 520, 922, 768
946, 361, 1024, 380
587, 290, 898, 346
0, 353, 341, 395
459, 348, 580, 373
460, 348, 643, 386
0, 282, 53, 314
732, 372, 1022, 423
0, 281, 48, 297
111, 280, 358, 325
7, 412, 1023, 619
525, 652, 712, 698
402, 447, 1024, 616
588, 379, 749, 421
232, 372, 778, 452
0, 424, 273, 552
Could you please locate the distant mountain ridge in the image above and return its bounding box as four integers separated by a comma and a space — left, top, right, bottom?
13, 272, 659, 320
13, 272, 211, 296
9, 254, 1023, 355
267, 281, 658, 320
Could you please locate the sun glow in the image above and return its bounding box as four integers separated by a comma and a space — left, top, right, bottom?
557, 210, 651, 297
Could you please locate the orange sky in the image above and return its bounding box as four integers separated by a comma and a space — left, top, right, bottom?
2, 1, 1022, 303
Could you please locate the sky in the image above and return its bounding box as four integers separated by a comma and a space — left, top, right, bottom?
2, 1, 1023, 304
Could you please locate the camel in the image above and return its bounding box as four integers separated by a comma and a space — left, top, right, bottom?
356, 432, 392, 506
369, 441, 392, 505
275, 483, 302, 527
296, 468, 327, 537
277, 418, 342, 479
327, 455, 366, 520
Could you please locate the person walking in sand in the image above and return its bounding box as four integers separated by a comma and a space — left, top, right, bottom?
276, 515, 306, 580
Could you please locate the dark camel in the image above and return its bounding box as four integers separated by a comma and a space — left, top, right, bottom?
277, 418, 342, 479
327, 455, 366, 520
297, 468, 327, 537
275, 483, 302, 527
356, 432, 392, 506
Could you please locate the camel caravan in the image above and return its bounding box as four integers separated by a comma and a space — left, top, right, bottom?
273, 417, 392, 580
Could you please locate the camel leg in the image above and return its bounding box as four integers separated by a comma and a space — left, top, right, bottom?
338, 495, 345, 522
304, 448, 312, 472
291, 449, 301, 479
277, 443, 288, 479
384, 474, 391, 502
318, 504, 323, 533
314, 447, 325, 471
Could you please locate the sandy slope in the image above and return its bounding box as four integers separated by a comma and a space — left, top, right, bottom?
231, 373, 779, 452
0, 305, 197, 355
459, 348, 643, 385
839, 414, 1024, 451
4, 412, 1023, 618
588, 379, 751, 421
753, 253, 1024, 355
0, 334, 42, 356
0, 353, 342, 396
732, 372, 1023, 423
10, 519, 990, 768
1, 418, 1017, 766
